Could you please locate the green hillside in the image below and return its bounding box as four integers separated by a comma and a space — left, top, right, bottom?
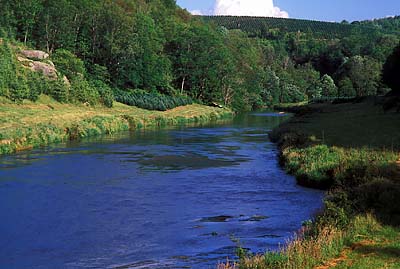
201, 15, 395, 39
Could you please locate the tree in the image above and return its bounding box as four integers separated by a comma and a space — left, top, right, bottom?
52, 49, 86, 79
167, 22, 233, 104
338, 77, 356, 97
382, 43, 400, 93
280, 83, 307, 103
320, 74, 338, 97
5, 0, 43, 44
335, 56, 381, 97
262, 68, 281, 106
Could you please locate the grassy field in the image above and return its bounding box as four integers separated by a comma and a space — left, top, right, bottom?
0, 95, 233, 155
273, 99, 400, 150
221, 98, 400, 269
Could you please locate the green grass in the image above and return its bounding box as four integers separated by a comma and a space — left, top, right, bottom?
283, 145, 398, 188
272, 100, 400, 150
326, 214, 400, 269
0, 94, 233, 155
221, 99, 400, 269
220, 214, 400, 269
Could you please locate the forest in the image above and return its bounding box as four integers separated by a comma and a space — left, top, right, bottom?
0, 0, 399, 111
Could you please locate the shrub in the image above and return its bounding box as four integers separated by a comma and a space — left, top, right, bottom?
114, 89, 193, 111
9, 73, 29, 102
338, 77, 356, 97
51, 49, 86, 79
320, 74, 338, 97
90, 80, 114, 108
70, 76, 99, 105
26, 72, 46, 101
280, 83, 307, 103
48, 78, 69, 103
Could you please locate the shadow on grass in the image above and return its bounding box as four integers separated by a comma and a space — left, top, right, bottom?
355, 245, 400, 259
274, 99, 400, 151
271, 100, 400, 227
353, 177, 400, 226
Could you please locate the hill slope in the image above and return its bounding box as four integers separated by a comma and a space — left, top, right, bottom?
201, 15, 397, 39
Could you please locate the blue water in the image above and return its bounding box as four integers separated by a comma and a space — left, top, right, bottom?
0, 113, 324, 269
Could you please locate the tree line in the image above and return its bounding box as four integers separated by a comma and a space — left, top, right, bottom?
0, 0, 399, 111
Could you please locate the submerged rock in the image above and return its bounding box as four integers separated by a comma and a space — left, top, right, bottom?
239, 215, 269, 222
199, 215, 233, 222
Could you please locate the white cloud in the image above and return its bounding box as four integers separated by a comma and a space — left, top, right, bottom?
214, 0, 289, 18
190, 9, 203, 15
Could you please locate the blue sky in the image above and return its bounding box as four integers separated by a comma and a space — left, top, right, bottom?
177, 0, 400, 22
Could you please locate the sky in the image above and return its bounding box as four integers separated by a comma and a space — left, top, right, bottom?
177, 0, 400, 22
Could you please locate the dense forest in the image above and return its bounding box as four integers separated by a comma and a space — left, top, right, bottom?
0, 0, 399, 111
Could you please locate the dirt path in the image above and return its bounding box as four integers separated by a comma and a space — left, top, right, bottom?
314, 240, 377, 269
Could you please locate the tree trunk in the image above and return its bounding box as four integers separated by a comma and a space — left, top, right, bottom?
24, 30, 28, 45
181, 76, 186, 95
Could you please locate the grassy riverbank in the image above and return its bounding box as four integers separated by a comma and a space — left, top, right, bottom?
221, 99, 400, 269
0, 95, 232, 155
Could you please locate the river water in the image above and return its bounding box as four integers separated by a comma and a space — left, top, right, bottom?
0, 112, 323, 269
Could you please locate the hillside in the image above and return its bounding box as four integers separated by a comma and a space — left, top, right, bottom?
201, 15, 398, 39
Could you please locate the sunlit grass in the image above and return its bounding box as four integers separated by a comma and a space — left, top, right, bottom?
0, 94, 233, 155
220, 214, 400, 269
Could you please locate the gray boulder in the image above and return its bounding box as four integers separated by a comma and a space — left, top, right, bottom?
29, 61, 58, 79
21, 50, 49, 60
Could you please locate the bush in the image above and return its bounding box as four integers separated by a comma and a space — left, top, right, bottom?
26, 72, 47, 101
48, 78, 69, 103
70, 77, 99, 105
338, 77, 356, 97
9, 73, 29, 102
51, 49, 86, 79
280, 83, 307, 103
114, 89, 193, 111
90, 79, 114, 108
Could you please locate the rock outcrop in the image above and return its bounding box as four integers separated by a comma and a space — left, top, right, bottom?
17, 56, 58, 79
29, 61, 58, 79
20, 50, 49, 60
17, 49, 59, 79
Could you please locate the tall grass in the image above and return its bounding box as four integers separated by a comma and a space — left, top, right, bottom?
282, 145, 399, 188
219, 214, 386, 269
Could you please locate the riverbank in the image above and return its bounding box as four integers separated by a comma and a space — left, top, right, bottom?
222, 99, 400, 269
0, 95, 233, 155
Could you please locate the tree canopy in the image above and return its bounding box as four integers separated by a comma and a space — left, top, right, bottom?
0, 0, 399, 110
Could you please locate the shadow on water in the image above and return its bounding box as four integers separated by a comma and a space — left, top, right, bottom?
0, 111, 324, 269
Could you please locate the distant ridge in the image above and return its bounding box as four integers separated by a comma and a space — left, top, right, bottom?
200, 15, 399, 39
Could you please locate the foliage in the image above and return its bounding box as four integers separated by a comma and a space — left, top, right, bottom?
202, 15, 363, 39
337, 77, 357, 97
382, 42, 400, 92
48, 78, 69, 103
280, 83, 307, 103
90, 80, 114, 108
336, 56, 381, 97
69, 76, 99, 105
1, 0, 400, 110
320, 74, 338, 97
51, 49, 86, 79
114, 89, 193, 111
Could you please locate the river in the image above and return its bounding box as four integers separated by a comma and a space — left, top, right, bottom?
0, 112, 324, 269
